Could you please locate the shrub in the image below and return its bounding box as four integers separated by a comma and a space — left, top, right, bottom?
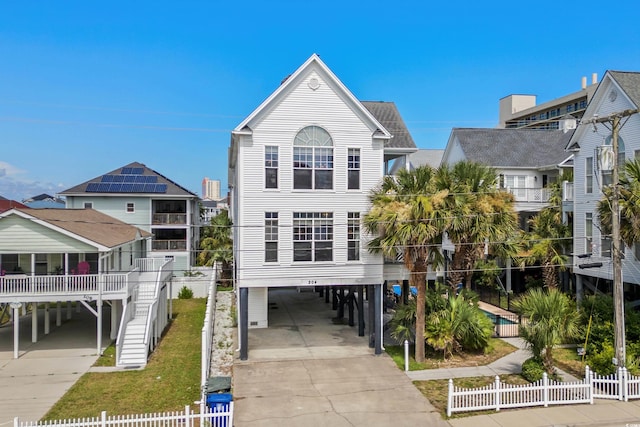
522, 357, 545, 382
177, 286, 193, 299
587, 341, 616, 375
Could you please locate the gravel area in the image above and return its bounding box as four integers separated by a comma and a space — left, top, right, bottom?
209, 290, 235, 377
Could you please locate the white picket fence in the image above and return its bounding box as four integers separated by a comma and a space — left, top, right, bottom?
14, 404, 233, 427
448, 365, 640, 417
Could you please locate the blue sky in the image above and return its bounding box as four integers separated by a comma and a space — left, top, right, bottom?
1, 1, 639, 200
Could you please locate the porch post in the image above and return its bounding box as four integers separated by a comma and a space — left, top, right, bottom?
13, 305, 20, 359
506, 258, 512, 293
30, 253, 35, 276
576, 274, 584, 305
110, 299, 119, 340
31, 307, 37, 343
44, 303, 50, 335
239, 287, 248, 360
56, 301, 62, 326
67, 301, 72, 320
368, 285, 375, 348
97, 276, 103, 355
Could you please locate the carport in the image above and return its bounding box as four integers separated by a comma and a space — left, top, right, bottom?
238, 285, 384, 361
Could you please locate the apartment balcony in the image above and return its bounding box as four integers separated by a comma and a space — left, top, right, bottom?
505, 187, 550, 203
152, 213, 187, 225
152, 239, 187, 251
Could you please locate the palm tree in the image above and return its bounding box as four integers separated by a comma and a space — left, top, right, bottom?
434, 161, 519, 290
424, 293, 493, 359
597, 158, 640, 248
514, 287, 580, 373
364, 166, 444, 363
198, 209, 233, 283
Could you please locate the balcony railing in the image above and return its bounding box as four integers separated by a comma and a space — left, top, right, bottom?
152, 239, 187, 251
152, 213, 187, 225
505, 187, 550, 203
0, 272, 131, 298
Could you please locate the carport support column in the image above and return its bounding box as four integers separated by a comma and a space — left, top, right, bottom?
32, 306, 38, 343
374, 283, 382, 355
44, 303, 50, 335
239, 287, 248, 361
357, 285, 365, 337
368, 285, 375, 348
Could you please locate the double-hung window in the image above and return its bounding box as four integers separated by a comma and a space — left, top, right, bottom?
265, 146, 278, 189
347, 212, 360, 261
293, 212, 333, 261
265, 212, 278, 262
293, 126, 333, 190
505, 175, 526, 200
585, 157, 593, 194
348, 148, 360, 190
585, 212, 593, 254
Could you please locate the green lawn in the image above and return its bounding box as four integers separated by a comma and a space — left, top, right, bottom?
42, 298, 206, 420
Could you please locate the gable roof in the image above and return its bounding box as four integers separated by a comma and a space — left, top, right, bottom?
609, 71, 640, 107
361, 102, 416, 149
0, 199, 28, 212
59, 162, 199, 198
449, 128, 575, 168
2, 208, 151, 249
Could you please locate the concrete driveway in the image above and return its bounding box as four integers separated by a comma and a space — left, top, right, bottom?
0, 306, 108, 425
232, 288, 448, 426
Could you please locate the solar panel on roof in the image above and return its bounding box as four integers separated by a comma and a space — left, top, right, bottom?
114, 175, 125, 182
143, 183, 155, 192
133, 183, 145, 192
121, 167, 132, 174
155, 184, 168, 193
121, 183, 134, 192
110, 183, 123, 192
101, 175, 115, 183
123, 175, 135, 183
86, 183, 99, 192
131, 167, 143, 174
135, 175, 146, 183
147, 176, 158, 183
97, 183, 110, 192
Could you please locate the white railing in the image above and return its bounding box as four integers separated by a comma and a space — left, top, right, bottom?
0, 273, 129, 297
14, 403, 233, 427
201, 264, 218, 400
152, 213, 187, 225
134, 258, 166, 273
505, 187, 550, 203
589, 365, 640, 401
448, 365, 640, 416
142, 258, 174, 359
447, 373, 592, 417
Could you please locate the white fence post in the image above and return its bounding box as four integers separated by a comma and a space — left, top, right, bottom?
185, 405, 191, 427
495, 376, 501, 412
543, 373, 549, 407
622, 367, 628, 402
101, 411, 107, 427
13, 417, 19, 427
447, 379, 453, 417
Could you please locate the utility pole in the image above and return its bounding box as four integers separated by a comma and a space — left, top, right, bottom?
582, 108, 639, 368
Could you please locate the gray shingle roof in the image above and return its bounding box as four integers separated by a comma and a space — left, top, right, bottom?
452, 128, 575, 168
609, 71, 640, 107
361, 101, 416, 149
59, 162, 199, 197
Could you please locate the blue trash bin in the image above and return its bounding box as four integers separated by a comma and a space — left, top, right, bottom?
206, 392, 233, 426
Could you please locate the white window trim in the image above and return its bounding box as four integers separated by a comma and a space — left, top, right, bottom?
126, 202, 135, 213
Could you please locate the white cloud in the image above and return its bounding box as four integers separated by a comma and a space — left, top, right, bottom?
0, 161, 60, 201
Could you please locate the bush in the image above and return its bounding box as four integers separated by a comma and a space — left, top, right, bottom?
177, 286, 194, 299
522, 357, 545, 382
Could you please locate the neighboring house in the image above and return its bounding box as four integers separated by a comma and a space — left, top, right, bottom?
0, 199, 28, 212
0, 208, 173, 367
22, 193, 65, 209
228, 54, 417, 359
499, 74, 599, 129
201, 199, 228, 225
388, 149, 444, 174
59, 162, 201, 274
440, 127, 575, 292
566, 71, 640, 299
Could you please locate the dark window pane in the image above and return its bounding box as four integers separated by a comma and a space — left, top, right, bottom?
348, 241, 359, 261
294, 169, 312, 189
265, 242, 278, 262
266, 168, 278, 189
294, 242, 312, 261
315, 170, 333, 189
348, 170, 360, 190
315, 241, 333, 261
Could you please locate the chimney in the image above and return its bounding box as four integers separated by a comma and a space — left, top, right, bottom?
592, 73, 598, 85
581, 76, 587, 89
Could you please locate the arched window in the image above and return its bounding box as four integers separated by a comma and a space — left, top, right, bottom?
293, 126, 333, 189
